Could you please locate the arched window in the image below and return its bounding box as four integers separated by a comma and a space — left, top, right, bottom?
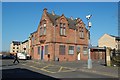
60, 23, 66, 36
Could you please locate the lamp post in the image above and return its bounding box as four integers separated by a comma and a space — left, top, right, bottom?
86, 14, 92, 69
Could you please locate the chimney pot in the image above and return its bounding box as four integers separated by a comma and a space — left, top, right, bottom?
43, 8, 47, 13
70, 16, 73, 20
52, 11, 55, 15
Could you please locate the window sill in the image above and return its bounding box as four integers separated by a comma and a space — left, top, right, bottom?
59, 54, 65, 55
60, 35, 67, 37
40, 35, 46, 37
83, 54, 88, 56
68, 54, 74, 55
80, 38, 84, 39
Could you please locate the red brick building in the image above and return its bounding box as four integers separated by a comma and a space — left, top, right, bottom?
30, 8, 89, 61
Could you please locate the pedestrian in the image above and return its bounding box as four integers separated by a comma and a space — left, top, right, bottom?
13, 53, 19, 64
48, 53, 50, 61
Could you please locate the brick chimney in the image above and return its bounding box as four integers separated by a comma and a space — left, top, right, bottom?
70, 16, 73, 20
52, 11, 55, 15
43, 8, 47, 13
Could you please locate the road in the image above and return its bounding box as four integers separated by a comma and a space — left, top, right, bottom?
1, 59, 119, 80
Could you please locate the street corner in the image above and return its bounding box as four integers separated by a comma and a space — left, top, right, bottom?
58, 66, 76, 73
21, 61, 77, 74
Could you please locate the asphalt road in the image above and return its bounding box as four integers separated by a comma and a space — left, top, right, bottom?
1, 59, 119, 80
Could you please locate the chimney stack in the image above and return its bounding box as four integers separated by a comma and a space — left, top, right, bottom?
43, 8, 47, 13
70, 16, 73, 20
52, 11, 55, 15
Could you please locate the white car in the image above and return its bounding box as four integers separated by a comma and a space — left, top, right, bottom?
17, 52, 27, 60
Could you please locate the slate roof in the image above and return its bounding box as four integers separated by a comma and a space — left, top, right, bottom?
12, 41, 21, 45
47, 12, 60, 25
91, 46, 106, 50
30, 31, 37, 35
30, 11, 87, 37
22, 40, 28, 44
110, 35, 120, 41
47, 12, 78, 30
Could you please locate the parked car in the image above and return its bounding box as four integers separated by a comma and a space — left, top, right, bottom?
17, 52, 31, 60
17, 52, 27, 60
2, 54, 14, 59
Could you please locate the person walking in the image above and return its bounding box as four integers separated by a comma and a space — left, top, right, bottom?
13, 53, 19, 64
48, 53, 50, 61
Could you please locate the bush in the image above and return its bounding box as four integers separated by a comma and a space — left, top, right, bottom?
111, 55, 120, 67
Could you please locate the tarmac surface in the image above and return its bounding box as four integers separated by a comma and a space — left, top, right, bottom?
1, 59, 120, 80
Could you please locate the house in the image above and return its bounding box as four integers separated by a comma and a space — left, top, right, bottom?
30, 8, 89, 61
10, 41, 21, 55
21, 40, 29, 53
98, 34, 120, 50
10, 39, 31, 55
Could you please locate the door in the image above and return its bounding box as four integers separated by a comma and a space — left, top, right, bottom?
41, 46, 44, 60
78, 53, 81, 60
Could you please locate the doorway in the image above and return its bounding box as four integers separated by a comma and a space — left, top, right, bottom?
77, 53, 81, 60
41, 46, 44, 60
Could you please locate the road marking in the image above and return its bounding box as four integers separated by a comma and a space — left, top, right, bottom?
29, 66, 40, 70
22, 63, 57, 73
58, 67, 76, 73
31, 61, 76, 72
62, 66, 74, 70
22, 61, 119, 77
41, 65, 50, 69
58, 67, 63, 72
40, 68, 56, 73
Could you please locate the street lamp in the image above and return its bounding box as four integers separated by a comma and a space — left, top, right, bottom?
86, 14, 92, 69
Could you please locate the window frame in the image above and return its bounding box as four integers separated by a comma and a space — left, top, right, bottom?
45, 45, 48, 55
83, 46, 88, 55
77, 45, 80, 53
68, 46, 74, 55
38, 46, 41, 55
79, 27, 84, 39
59, 45, 65, 55
60, 23, 66, 36
40, 20, 47, 36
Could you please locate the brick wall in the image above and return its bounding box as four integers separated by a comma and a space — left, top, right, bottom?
30, 8, 89, 61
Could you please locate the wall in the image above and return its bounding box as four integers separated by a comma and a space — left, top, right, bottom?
98, 34, 116, 49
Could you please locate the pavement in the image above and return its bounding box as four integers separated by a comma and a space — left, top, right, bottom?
29, 59, 119, 78
1, 59, 120, 79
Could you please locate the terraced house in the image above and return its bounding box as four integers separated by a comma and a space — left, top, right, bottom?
30, 8, 89, 61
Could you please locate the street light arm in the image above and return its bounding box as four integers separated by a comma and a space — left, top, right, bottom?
86, 15, 92, 20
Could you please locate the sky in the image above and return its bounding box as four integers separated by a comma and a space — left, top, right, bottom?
2, 2, 118, 52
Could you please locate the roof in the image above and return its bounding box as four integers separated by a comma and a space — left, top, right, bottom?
110, 35, 120, 41
22, 40, 28, 44
12, 41, 21, 45
91, 46, 106, 50
47, 12, 60, 25
30, 31, 37, 35
47, 12, 78, 30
